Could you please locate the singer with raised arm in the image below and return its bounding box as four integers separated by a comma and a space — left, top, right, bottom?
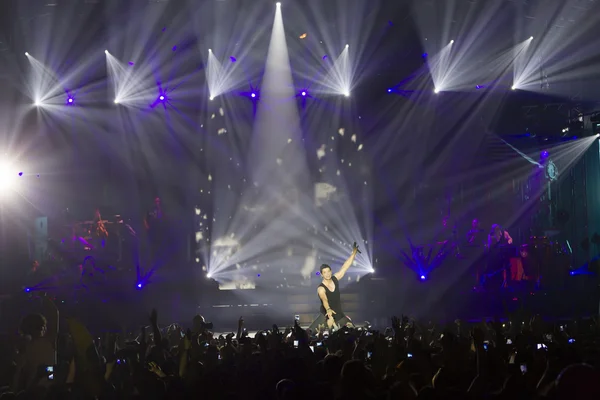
316, 242, 360, 330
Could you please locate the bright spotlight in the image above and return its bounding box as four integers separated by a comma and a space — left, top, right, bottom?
511, 86, 516, 90
346, 44, 349, 48
104, 49, 108, 54
276, 2, 281, 5
301, 91, 306, 96
67, 98, 74, 104
33, 100, 40, 106
420, 275, 426, 280
206, 273, 212, 279
208, 49, 212, 52
344, 92, 350, 97
0, 161, 19, 191
450, 40, 454, 44
159, 95, 165, 101
251, 93, 256, 98
25, 52, 29, 56
434, 88, 439, 94
529, 36, 534, 40
209, 96, 214, 101
114, 99, 119, 104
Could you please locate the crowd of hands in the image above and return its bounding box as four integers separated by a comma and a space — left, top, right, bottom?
2, 305, 600, 399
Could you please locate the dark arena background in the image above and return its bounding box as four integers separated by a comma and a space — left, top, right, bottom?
1, 0, 600, 334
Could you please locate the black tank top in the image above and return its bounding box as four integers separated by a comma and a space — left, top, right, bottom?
319, 276, 342, 315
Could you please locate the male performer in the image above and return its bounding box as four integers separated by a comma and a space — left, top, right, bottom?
484, 224, 514, 289
317, 242, 359, 329
466, 219, 485, 246
488, 224, 513, 248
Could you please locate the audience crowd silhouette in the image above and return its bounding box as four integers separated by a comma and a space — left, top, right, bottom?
1, 295, 600, 399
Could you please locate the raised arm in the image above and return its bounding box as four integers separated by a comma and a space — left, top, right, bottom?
42, 295, 59, 357
334, 246, 358, 280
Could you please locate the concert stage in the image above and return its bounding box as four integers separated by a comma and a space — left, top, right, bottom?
2, 261, 597, 335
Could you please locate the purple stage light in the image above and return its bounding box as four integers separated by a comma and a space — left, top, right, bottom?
540, 150, 549, 159
251, 93, 256, 98
476, 85, 481, 89
322, 55, 328, 60
172, 46, 177, 51
25, 287, 31, 292
18, 172, 23, 176
422, 53, 428, 58
137, 283, 143, 289
159, 95, 165, 101
301, 91, 306, 96
129, 61, 134, 66
420, 275, 426, 280
67, 98, 74, 103
387, 88, 392, 93
230, 56, 237, 62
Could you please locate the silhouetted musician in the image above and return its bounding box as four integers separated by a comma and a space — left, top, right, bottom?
485, 224, 515, 288
488, 224, 513, 248
466, 219, 485, 246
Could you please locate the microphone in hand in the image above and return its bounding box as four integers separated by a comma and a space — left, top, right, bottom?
353, 241, 362, 254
